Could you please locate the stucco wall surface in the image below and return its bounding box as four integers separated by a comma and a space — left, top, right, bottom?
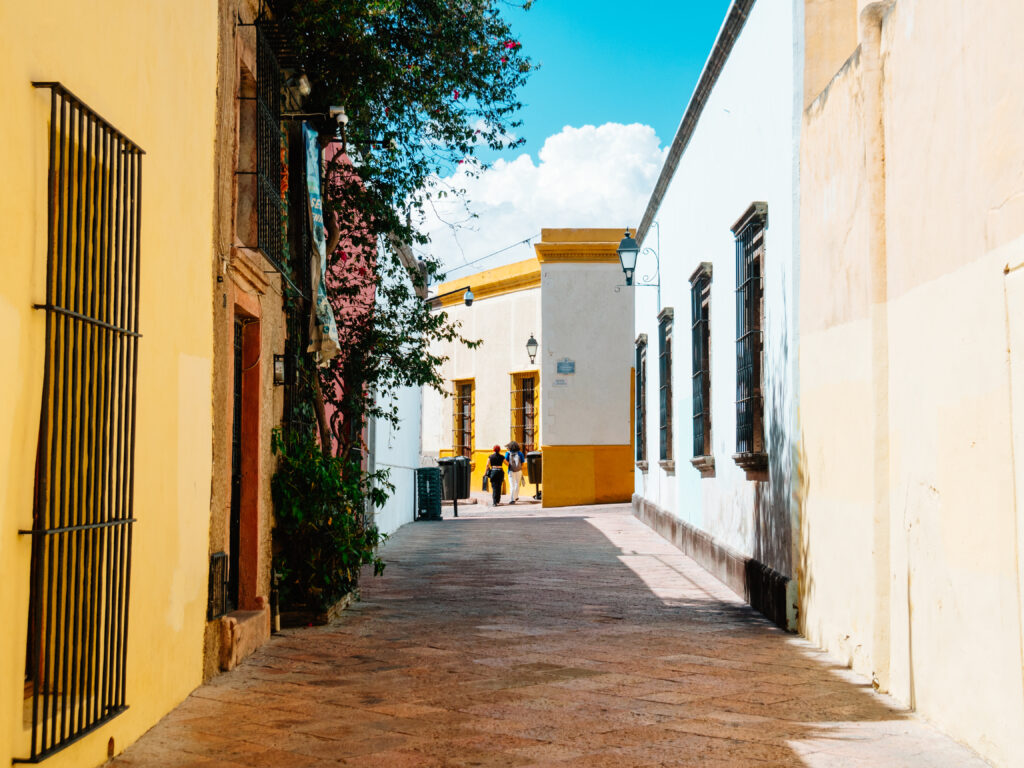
0, 2, 218, 765
371, 262, 424, 536
539, 259, 634, 506
539, 261, 633, 448
800, 1, 1024, 764
204, 0, 282, 680
635, 0, 800, 576
422, 274, 541, 489
799, 50, 877, 677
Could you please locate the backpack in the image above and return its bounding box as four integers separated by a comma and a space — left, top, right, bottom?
508, 452, 523, 472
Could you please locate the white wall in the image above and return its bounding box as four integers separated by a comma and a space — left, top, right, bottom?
372, 383, 421, 535
540, 262, 634, 447
422, 283, 542, 456
635, 0, 801, 576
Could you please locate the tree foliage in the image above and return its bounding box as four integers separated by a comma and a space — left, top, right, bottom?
272, 0, 533, 458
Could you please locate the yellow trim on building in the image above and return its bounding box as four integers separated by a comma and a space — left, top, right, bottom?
540, 444, 634, 508
533, 228, 634, 264
436, 258, 540, 307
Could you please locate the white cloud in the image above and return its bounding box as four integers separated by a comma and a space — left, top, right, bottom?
417, 123, 667, 280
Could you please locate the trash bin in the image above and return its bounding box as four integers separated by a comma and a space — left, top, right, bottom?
415, 467, 442, 520
526, 451, 542, 484
453, 456, 471, 499
438, 456, 456, 501
526, 451, 542, 500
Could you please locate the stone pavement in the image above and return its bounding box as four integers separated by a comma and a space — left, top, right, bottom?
112, 503, 990, 767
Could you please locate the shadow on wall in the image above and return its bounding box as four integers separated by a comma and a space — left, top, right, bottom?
752, 292, 797, 579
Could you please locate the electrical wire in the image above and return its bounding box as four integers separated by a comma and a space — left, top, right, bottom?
418, 233, 540, 280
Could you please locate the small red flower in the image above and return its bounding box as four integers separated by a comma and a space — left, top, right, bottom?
453, 89, 460, 99
501, 56, 508, 64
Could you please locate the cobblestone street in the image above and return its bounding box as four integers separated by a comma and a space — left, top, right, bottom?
112, 504, 989, 767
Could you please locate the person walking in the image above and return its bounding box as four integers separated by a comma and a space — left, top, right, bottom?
505, 440, 526, 504
487, 444, 505, 506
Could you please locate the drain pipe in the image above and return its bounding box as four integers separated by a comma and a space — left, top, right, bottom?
860, 0, 894, 695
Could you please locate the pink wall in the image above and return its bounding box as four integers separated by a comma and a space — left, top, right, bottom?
321, 142, 376, 459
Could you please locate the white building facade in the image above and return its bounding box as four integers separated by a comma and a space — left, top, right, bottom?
423, 229, 634, 507
631, 0, 801, 628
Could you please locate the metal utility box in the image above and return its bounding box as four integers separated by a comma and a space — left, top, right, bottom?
415, 467, 442, 520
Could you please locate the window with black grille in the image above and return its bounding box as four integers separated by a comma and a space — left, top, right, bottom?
732, 203, 768, 472
510, 373, 538, 452
690, 263, 715, 476
255, 25, 284, 270
658, 308, 674, 465
20, 82, 142, 763
453, 381, 474, 458
635, 335, 648, 464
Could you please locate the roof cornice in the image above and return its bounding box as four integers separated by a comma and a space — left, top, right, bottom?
636, 0, 757, 246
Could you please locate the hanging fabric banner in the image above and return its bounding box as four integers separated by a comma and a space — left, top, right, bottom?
303, 123, 341, 365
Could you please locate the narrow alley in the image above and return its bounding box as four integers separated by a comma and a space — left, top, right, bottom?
111, 505, 988, 768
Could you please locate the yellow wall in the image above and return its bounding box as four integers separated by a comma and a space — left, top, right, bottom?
540, 445, 634, 507
799, 1, 1024, 764
1, 2, 217, 765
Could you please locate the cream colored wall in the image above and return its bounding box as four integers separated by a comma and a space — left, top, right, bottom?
0, 2, 217, 765
800, 1, 1024, 764
799, 49, 878, 678
422, 285, 541, 470
540, 262, 633, 447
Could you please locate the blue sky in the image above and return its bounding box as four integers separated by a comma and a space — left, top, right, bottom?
423, 0, 734, 275
492, 0, 734, 159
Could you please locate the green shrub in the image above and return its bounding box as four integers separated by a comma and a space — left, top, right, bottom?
271, 427, 389, 612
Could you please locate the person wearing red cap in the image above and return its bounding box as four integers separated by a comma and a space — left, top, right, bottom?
486, 444, 505, 506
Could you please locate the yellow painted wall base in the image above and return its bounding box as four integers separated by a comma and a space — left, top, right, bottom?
540, 444, 633, 508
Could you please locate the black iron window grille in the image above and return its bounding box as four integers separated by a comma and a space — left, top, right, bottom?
453, 382, 474, 458
19, 82, 143, 764
658, 308, 674, 463
690, 263, 714, 476
282, 125, 315, 433
256, 24, 284, 272
733, 203, 768, 470
510, 374, 538, 453
635, 336, 648, 463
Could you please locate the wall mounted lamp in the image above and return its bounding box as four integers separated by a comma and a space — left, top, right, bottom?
616, 221, 661, 310
526, 333, 539, 364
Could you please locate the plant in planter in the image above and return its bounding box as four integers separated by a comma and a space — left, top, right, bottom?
271, 427, 389, 618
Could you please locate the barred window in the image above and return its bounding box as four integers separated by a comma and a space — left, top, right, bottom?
658, 308, 674, 463
234, 25, 284, 271
690, 263, 714, 476
21, 82, 142, 762
510, 373, 538, 452
453, 380, 474, 458
255, 25, 283, 269
732, 203, 768, 471
635, 335, 648, 463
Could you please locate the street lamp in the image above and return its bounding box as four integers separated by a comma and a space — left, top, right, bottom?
425, 285, 474, 307
617, 231, 640, 286
615, 223, 661, 310
526, 333, 539, 364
